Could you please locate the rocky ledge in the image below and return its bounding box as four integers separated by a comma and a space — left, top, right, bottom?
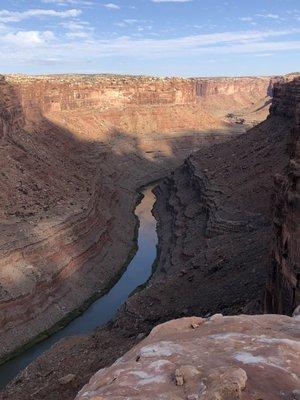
265, 77, 300, 314
76, 314, 300, 400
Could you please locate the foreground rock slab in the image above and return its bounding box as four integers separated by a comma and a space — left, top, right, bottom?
76, 314, 300, 400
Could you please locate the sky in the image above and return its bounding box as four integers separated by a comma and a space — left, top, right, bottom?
0, 0, 299, 76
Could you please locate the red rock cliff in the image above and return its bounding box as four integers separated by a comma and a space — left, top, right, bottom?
265, 76, 300, 315
7, 75, 272, 119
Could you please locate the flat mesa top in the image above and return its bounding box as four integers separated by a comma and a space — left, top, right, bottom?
1, 74, 276, 85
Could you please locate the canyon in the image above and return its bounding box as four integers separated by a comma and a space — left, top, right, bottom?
0, 74, 272, 362
0, 73, 299, 400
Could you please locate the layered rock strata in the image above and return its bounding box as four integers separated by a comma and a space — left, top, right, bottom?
150, 119, 291, 316
7, 74, 272, 115
265, 77, 300, 315
0, 78, 142, 362
76, 314, 300, 400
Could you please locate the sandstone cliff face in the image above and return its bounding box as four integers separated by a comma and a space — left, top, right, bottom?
6, 75, 273, 138
194, 76, 276, 124
0, 77, 24, 141
76, 314, 300, 400
195, 76, 272, 106
265, 77, 300, 315
7, 75, 272, 117
0, 74, 272, 362
147, 100, 293, 318
195, 76, 271, 97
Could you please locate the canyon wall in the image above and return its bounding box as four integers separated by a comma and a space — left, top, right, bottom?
148, 88, 296, 318
0, 77, 142, 363
194, 76, 277, 124
7, 75, 272, 117
265, 77, 300, 315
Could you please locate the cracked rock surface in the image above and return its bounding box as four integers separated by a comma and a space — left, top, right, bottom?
76, 314, 300, 400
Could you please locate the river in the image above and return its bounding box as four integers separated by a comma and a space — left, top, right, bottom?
0, 185, 157, 389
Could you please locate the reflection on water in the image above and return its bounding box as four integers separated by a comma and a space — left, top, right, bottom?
0, 185, 157, 390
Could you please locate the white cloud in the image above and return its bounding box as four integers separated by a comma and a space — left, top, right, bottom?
0, 22, 7, 31
240, 17, 253, 22
0, 8, 81, 23
114, 22, 127, 27
114, 19, 141, 27
256, 13, 284, 21
61, 19, 93, 39
0, 28, 299, 68
2, 30, 55, 46
123, 19, 139, 24
66, 31, 90, 38
102, 3, 120, 10
61, 20, 91, 30
254, 53, 274, 57
85, 31, 300, 57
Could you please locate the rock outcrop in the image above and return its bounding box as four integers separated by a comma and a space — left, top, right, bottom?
76, 314, 300, 400
265, 77, 300, 315
149, 82, 296, 318
0, 74, 273, 363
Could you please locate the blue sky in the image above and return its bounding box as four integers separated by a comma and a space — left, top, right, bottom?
0, 0, 299, 76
